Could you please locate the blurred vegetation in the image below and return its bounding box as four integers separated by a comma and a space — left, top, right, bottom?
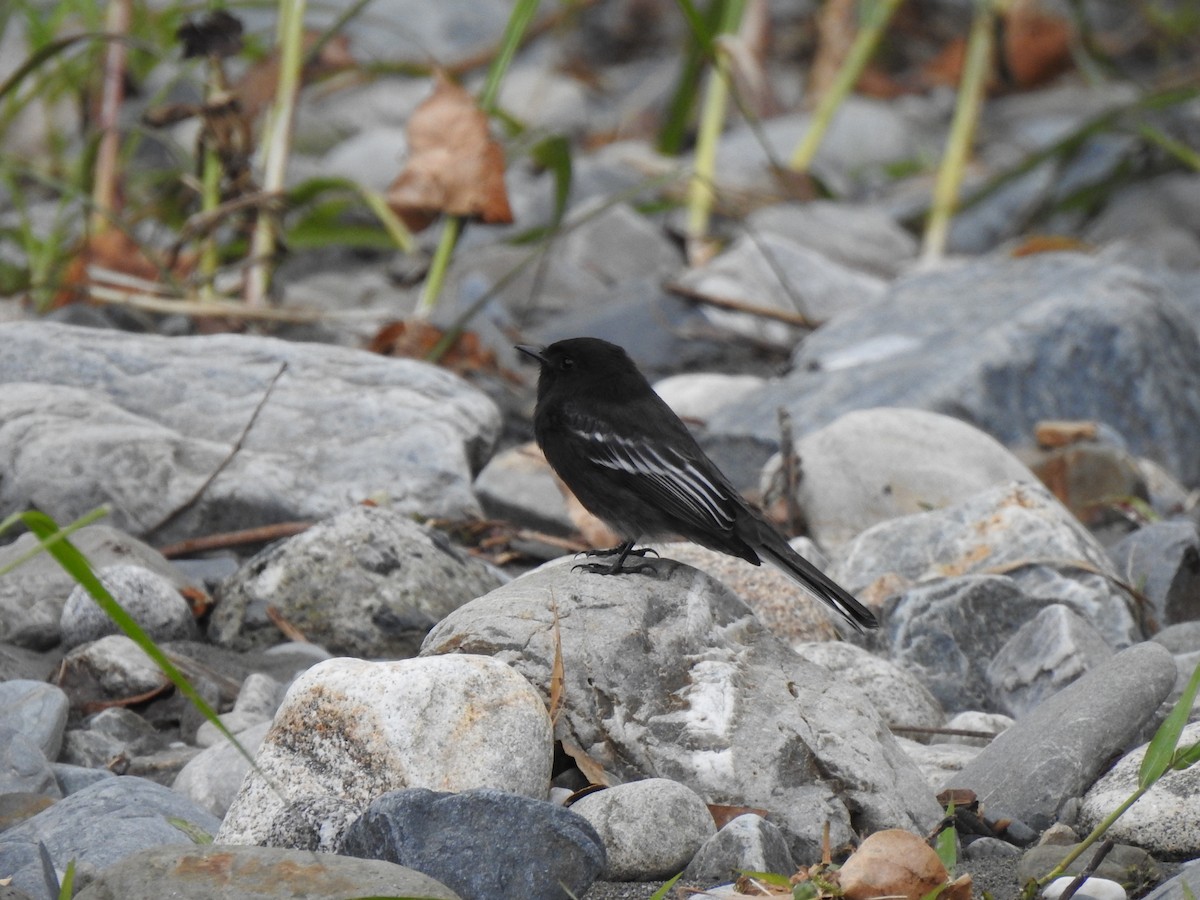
0, 0, 1197, 324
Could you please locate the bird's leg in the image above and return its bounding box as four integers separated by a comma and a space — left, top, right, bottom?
573, 540, 658, 576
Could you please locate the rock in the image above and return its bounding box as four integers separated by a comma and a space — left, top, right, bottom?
947, 643, 1177, 831
1023, 441, 1148, 526
209, 506, 503, 658
1109, 520, 1200, 629
1153, 622, 1200, 654
1079, 719, 1200, 857
0, 322, 500, 544
56, 636, 170, 713
1042, 876, 1128, 900
1143, 860, 1200, 900
655, 540, 842, 644
879, 575, 1061, 714
0, 525, 190, 651
843, 481, 1141, 651
1019, 842, 1160, 894
768, 408, 1039, 549
71, 843, 462, 900
704, 255, 1200, 489
340, 787, 605, 900
652, 373, 765, 424
569, 779, 714, 880
794, 641, 944, 735
0, 681, 69, 760
963, 837, 1021, 860
0, 726, 59, 798
422, 558, 942, 861
674, 233, 886, 347
474, 442, 574, 537
939, 711, 1012, 747
193, 673, 281, 748
683, 814, 796, 884
0, 793, 56, 833
217, 655, 553, 849
51, 764, 115, 796
0, 643, 59, 683
172, 720, 271, 818
60, 565, 199, 652
896, 738, 981, 792
0, 776, 221, 900
986, 604, 1114, 717
746, 201, 918, 279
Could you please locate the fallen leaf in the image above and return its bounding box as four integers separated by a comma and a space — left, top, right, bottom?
837, 829, 968, 900
1002, 0, 1074, 89
1010, 234, 1092, 256
386, 73, 514, 231
560, 740, 618, 787
708, 803, 770, 830
1034, 420, 1099, 449
234, 31, 355, 125
368, 319, 508, 379
53, 231, 194, 309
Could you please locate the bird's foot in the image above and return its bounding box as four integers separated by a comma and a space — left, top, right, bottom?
572, 541, 659, 576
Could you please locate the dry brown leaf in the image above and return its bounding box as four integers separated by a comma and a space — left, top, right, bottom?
234, 31, 355, 124
1035, 420, 1099, 449
369, 319, 508, 379
837, 829, 968, 900
560, 740, 618, 787
1010, 234, 1092, 257
53, 231, 195, 309
1002, 0, 1073, 89
708, 803, 771, 830
386, 73, 514, 231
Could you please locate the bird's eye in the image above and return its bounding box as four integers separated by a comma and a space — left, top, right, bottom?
560, 356, 574, 370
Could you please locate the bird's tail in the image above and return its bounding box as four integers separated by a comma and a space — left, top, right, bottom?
757, 534, 878, 633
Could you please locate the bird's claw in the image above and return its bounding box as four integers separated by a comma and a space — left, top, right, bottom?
572, 560, 658, 577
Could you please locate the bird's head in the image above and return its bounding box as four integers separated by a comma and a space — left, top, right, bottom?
516, 337, 649, 404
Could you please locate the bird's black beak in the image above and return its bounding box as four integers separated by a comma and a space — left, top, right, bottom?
515, 344, 547, 365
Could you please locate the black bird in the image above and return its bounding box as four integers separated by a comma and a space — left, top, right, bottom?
516, 337, 878, 632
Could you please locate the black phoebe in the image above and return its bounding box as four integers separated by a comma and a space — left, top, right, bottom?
516, 337, 878, 632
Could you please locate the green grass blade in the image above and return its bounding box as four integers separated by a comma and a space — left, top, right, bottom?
16, 510, 260, 772
1141, 657, 1200, 787
530, 133, 573, 230
649, 873, 683, 899
477, 0, 539, 113
0, 506, 109, 577
56, 859, 75, 900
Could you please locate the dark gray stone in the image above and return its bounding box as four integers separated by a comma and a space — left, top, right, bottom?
704, 255, 1200, 487
0, 775, 221, 900
986, 604, 1114, 718
51, 764, 115, 796
340, 788, 604, 900
1110, 520, 1200, 630
72, 843, 462, 900
209, 505, 503, 658
683, 814, 796, 883
0, 322, 500, 545
947, 643, 1177, 831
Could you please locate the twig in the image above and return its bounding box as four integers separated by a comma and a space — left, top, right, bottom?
891, 725, 1002, 740
156, 520, 314, 558
776, 408, 803, 535
1057, 838, 1115, 900
85, 282, 395, 322
266, 605, 309, 642
90, 0, 131, 235
664, 280, 820, 327
142, 362, 289, 541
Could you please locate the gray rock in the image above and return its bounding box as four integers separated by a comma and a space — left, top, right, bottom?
842, 481, 1142, 652
71, 843, 462, 900
1152, 621, 1200, 654
340, 787, 605, 900
769, 408, 1038, 549
209, 505, 503, 658
794, 641, 944, 734
939, 711, 1012, 747
193, 673, 281, 748
569, 779, 714, 880
896, 738, 981, 793
683, 814, 796, 883
1019, 842, 1161, 894
0, 322, 500, 544
0, 681, 68, 760
881, 575, 1062, 714
0, 726, 59, 798
1143, 860, 1200, 900
217, 655, 553, 849
1079, 719, 1200, 857
986, 604, 1114, 718
1109, 520, 1200, 629
652, 373, 765, 424
0, 525, 190, 651
704, 255, 1200, 489
947, 643, 1177, 831
172, 720, 271, 818
747, 201, 918, 279
963, 837, 1022, 860
474, 442, 574, 537
56, 636, 169, 712
0, 776, 220, 900
51, 764, 115, 796
674, 232, 886, 346
0, 644, 59, 683
60, 565, 199, 652
422, 559, 941, 861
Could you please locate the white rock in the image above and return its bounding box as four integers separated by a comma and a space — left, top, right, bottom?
570, 778, 716, 880
1042, 876, 1127, 900
173, 720, 272, 818
60, 564, 198, 651
939, 711, 1013, 747
652, 374, 765, 423
216, 654, 553, 849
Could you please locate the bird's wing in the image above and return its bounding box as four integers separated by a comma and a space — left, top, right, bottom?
564, 415, 737, 534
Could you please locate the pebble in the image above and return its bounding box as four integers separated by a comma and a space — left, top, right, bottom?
60, 565, 199, 652
682, 814, 796, 884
